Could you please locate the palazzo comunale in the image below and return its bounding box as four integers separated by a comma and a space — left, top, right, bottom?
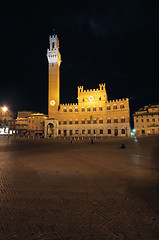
45, 34, 130, 138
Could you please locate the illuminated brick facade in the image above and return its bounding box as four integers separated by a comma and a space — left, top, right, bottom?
45, 34, 130, 138
133, 105, 159, 136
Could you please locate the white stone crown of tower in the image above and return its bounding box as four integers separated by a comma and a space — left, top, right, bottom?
47, 34, 61, 65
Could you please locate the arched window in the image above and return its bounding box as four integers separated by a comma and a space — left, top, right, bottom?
120, 104, 124, 109
108, 129, 111, 134
100, 129, 103, 134
121, 129, 125, 134
114, 118, 118, 123
121, 117, 125, 123
113, 105, 117, 110
107, 118, 111, 123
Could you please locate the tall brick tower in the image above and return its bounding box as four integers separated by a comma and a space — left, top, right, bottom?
47, 34, 61, 118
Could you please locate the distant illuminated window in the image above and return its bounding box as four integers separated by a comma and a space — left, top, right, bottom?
82, 120, 85, 124
75, 120, 78, 124
107, 119, 111, 123
100, 129, 103, 134
99, 97, 101, 100
113, 105, 117, 110
82, 129, 85, 134
120, 104, 124, 109
63, 121, 67, 124
114, 118, 118, 123
87, 108, 91, 112
121, 129, 125, 134
81, 108, 85, 112
87, 120, 91, 124
69, 121, 72, 124
88, 129, 91, 134
108, 129, 111, 134
121, 118, 125, 123
107, 106, 111, 110
63, 109, 67, 112
93, 107, 96, 111
69, 108, 72, 112
99, 107, 103, 111
75, 108, 78, 112
99, 119, 103, 124
93, 120, 97, 124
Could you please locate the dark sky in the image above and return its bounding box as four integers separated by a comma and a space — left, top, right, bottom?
0, 1, 158, 120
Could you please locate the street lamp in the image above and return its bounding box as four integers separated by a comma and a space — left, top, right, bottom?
2, 106, 8, 112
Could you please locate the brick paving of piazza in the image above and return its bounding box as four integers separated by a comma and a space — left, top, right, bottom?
0, 136, 159, 240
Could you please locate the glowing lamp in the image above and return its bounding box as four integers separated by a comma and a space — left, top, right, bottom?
2, 106, 8, 112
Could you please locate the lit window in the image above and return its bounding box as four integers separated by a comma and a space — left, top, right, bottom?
113, 105, 117, 110
87, 120, 91, 124
120, 105, 124, 109
63, 109, 67, 112
99, 107, 103, 111
114, 119, 118, 123
75, 108, 78, 112
93, 120, 97, 124
121, 118, 125, 123
87, 108, 91, 112
94, 129, 97, 134
99, 119, 103, 124
69, 121, 72, 124
81, 108, 85, 112
69, 109, 72, 112
93, 107, 96, 111
82, 120, 85, 124
107, 106, 111, 110
75, 120, 78, 124
63, 121, 67, 124
82, 129, 85, 134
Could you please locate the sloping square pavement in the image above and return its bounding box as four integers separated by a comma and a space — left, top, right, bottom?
0, 136, 159, 240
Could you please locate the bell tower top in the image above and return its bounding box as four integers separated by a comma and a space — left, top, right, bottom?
47, 34, 61, 65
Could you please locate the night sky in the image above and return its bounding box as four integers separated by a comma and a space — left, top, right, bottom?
0, 2, 158, 123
